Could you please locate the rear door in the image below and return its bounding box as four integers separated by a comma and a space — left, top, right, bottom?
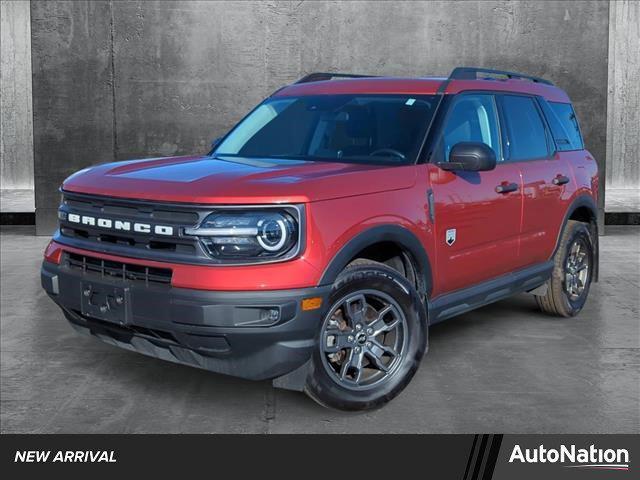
498, 94, 574, 267
429, 93, 523, 294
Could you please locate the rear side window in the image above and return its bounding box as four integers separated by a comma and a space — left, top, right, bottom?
549, 102, 584, 150
500, 95, 549, 161
538, 99, 573, 151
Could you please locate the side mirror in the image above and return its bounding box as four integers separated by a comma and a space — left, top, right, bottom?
437, 142, 497, 172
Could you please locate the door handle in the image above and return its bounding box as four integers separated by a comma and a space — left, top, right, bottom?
552, 175, 570, 186
495, 182, 518, 194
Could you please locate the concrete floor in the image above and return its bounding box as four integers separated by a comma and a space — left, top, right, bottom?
1, 226, 638, 433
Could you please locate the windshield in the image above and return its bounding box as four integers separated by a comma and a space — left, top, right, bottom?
214, 94, 439, 165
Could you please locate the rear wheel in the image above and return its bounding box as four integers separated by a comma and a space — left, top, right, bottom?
536, 220, 594, 317
304, 260, 427, 411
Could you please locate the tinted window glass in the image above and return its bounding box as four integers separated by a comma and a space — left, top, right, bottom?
550, 102, 584, 150
501, 95, 549, 161
215, 95, 438, 165
539, 99, 573, 151
438, 94, 500, 162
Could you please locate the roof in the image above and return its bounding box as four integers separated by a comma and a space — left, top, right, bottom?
274, 76, 571, 103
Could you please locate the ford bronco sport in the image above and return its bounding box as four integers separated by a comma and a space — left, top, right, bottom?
41, 67, 599, 410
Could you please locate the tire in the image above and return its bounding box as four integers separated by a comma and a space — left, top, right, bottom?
535, 220, 594, 317
304, 260, 428, 411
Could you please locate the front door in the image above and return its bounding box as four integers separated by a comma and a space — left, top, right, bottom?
429, 93, 523, 295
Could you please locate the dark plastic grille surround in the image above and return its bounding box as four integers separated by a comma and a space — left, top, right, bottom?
66, 252, 172, 285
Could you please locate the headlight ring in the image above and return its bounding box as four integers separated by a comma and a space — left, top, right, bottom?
256, 217, 288, 252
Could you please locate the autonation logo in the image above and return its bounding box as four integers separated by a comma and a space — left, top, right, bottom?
509, 444, 630, 471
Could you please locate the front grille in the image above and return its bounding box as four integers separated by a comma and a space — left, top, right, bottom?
67, 252, 172, 285
56, 191, 214, 264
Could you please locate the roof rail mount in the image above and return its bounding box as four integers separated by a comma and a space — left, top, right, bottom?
449, 67, 553, 86
295, 72, 378, 84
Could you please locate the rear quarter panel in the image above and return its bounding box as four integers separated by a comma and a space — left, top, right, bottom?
567, 149, 599, 204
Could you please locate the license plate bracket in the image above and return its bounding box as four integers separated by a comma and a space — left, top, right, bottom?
80, 281, 131, 325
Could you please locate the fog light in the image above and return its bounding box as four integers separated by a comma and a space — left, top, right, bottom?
302, 297, 323, 311
261, 308, 280, 323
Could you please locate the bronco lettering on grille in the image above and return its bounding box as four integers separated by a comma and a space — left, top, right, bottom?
66, 213, 174, 236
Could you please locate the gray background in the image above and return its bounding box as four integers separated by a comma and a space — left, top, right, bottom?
0, 1, 638, 232
1, 1, 638, 435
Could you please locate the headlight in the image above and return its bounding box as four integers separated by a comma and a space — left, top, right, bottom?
184, 207, 301, 263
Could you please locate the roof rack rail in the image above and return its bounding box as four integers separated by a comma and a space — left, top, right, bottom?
449, 67, 554, 86
295, 72, 377, 84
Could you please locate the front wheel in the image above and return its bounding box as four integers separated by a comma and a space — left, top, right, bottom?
304, 260, 427, 411
536, 220, 595, 317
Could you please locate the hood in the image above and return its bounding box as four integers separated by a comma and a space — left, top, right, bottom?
62, 155, 417, 204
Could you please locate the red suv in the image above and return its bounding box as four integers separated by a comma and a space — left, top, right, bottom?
41, 67, 599, 410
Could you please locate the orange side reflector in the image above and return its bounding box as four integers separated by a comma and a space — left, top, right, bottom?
301, 297, 323, 311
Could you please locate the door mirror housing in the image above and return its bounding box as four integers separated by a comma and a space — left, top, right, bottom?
437, 142, 497, 172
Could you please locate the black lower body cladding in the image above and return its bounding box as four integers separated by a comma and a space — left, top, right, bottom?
41, 261, 330, 381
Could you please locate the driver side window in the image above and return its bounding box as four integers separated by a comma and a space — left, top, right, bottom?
437, 94, 501, 162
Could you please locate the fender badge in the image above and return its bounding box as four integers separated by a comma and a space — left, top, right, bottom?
445, 228, 456, 246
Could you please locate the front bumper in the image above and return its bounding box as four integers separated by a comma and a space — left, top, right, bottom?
41, 260, 330, 381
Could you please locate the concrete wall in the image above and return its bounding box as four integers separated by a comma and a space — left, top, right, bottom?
1, 0, 34, 190
31, 0, 610, 233
606, 0, 640, 190
30, 1, 113, 230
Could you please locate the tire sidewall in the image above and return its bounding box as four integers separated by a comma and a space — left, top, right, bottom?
305, 264, 427, 411
559, 223, 594, 315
